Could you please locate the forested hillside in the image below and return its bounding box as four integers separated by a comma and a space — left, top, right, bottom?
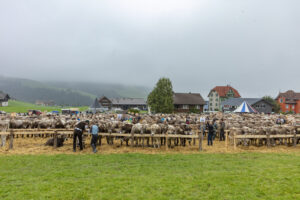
0, 76, 149, 106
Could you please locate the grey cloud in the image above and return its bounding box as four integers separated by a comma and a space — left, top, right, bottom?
0, 0, 299, 98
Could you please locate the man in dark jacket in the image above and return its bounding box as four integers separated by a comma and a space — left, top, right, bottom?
207, 121, 214, 146
73, 120, 89, 152
219, 119, 226, 141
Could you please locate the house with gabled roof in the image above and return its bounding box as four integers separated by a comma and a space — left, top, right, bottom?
221, 97, 273, 113
0, 91, 10, 107
275, 90, 300, 114
208, 85, 241, 111
173, 93, 206, 113
98, 96, 147, 111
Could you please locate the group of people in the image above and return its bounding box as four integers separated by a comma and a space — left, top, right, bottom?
72, 116, 226, 152
200, 117, 226, 146
73, 120, 99, 153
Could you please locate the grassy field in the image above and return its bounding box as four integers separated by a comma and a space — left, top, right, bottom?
0, 153, 299, 200
0, 100, 88, 113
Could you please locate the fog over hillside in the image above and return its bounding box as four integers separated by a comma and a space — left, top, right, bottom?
0, 76, 150, 106
0, 1, 300, 98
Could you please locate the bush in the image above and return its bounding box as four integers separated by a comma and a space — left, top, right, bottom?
128, 108, 140, 114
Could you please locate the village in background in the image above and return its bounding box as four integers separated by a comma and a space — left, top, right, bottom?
0, 77, 299, 115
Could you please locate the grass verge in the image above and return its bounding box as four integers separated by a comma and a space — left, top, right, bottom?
0, 153, 299, 200
0, 100, 88, 113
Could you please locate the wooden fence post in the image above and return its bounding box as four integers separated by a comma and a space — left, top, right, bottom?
233, 132, 236, 150
267, 132, 270, 148
53, 131, 58, 148
131, 131, 134, 147
9, 129, 14, 150
294, 129, 297, 147
165, 133, 168, 150
199, 130, 203, 151
225, 130, 228, 151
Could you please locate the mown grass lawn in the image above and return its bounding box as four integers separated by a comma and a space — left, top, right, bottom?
0, 100, 88, 113
0, 153, 299, 200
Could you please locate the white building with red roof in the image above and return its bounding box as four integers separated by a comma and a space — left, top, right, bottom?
207, 85, 241, 111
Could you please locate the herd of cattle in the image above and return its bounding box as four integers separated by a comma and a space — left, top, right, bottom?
0, 113, 300, 147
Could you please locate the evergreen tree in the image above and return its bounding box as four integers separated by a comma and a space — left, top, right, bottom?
147, 78, 174, 113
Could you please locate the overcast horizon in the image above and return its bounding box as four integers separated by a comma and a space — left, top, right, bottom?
1, 0, 300, 98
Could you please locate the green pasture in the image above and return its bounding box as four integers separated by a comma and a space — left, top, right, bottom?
0, 100, 88, 113
0, 153, 299, 200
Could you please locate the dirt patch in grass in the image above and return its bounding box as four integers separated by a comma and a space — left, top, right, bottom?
1, 136, 300, 155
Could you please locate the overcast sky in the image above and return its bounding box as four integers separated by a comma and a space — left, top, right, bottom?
0, 0, 299, 97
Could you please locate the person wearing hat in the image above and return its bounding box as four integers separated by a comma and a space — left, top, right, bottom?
73, 120, 89, 152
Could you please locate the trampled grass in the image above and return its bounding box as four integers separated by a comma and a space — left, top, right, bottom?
0, 153, 299, 200
0, 100, 88, 113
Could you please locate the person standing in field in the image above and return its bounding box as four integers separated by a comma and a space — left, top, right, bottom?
207, 121, 214, 146
199, 116, 206, 136
212, 119, 218, 140
89, 123, 99, 153
73, 120, 89, 152
219, 119, 225, 141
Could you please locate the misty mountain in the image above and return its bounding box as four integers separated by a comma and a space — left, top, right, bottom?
0, 76, 150, 106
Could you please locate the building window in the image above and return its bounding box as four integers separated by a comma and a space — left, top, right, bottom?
210, 103, 212, 106
182, 105, 189, 109
215, 103, 218, 106
196, 105, 200, 109
280, 99, 283, 103
292, 105, 295, 109
286, 105, 289, 109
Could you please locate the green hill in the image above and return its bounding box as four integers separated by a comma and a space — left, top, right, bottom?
0, 76, 150, 106
0, 100, 88, 113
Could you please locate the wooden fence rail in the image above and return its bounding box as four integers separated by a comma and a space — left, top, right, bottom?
0, 129, 205, 151
232, 133, 300, 149
1, 127, 299, 151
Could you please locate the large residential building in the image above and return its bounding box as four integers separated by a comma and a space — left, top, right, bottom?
275, 90, 300, 114
173, 93, 206, 113
98, 96, 147, 110
221, 98, 273, 114
0, 92, 10, 107
208, 85, 241, 111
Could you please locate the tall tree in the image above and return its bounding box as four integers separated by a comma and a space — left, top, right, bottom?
147, 78, 174, 113
262, 96, 281, 113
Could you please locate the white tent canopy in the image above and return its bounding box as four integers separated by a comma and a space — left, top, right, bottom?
233, 101, 257, 113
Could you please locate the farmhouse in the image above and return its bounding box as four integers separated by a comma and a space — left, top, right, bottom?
110, 98, 147, 110
0, 91, 10, 107
98, 96, 147, 110
276, 90, 300, 114
173, 93, 205, 113
35, 100, 55, 106
208, 85, 241, 111
221, 98, 273, 113
89, 98, 108, 113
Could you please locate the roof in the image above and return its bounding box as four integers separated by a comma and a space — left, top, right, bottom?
110, 98, 146, 105
276, 90, 300, 103
221, 98, 261, 107
233, 101, 257, 113
208, 86, 241, 98
0, 92, 10, 101
90, 98, 102, 108
173, 93, 205, 105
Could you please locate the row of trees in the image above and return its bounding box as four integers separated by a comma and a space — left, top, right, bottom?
147, 78, 282, 114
